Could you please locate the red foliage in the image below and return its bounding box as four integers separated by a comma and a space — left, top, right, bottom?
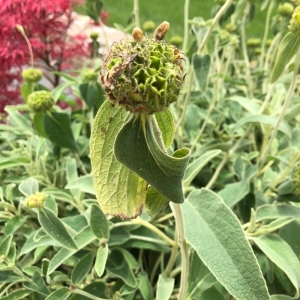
0, 0, 97, 113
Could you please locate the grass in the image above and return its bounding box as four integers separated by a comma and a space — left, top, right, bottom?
104, 0, 272, 40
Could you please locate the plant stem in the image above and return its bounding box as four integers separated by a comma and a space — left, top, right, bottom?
133, 0, 140, 28
182, 0, 190, 53
172, 203, 189, 300
71, 288, 106, 300
198, 0, 233, 54
16, 25, 34, 67
259, 47, 300, 167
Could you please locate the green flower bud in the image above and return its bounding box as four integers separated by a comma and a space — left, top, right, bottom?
90, 32, 99, 40
293, 163, 300, 195
27, 91, 54, 113
142, 20, 156, 32
247, 38, 261, 48
26, 192, 46, 209
225, 23, 237, 33
83, 68, 98, 82
289, 5, 300, 35
100, 22, 185, 114
278, 2, 294, 17
229, 35, 239, 48
170, 35, 183, 47
22, 68, 43, 83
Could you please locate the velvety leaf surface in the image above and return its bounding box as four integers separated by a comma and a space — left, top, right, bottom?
95, 244, 108, 277
114, 115, 190, 203
90, 100, 147, 219
45, 288, 70, 300
71, 252, 94, 285
90, 204, 110, 239
182, 188, 270, 300
156, 274, 174, 300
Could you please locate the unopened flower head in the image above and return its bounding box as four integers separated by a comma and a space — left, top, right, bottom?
289, 5, 300, 35
170, 35, 183, 47
278, 2, 294, 17
100, 22, 185, 114
22, 68, 43, 83
26, 192, 46, 209
293, 163, 300, 195
27, 91, 54, 113
83, 68, 98, 82
142, 21, 156, 32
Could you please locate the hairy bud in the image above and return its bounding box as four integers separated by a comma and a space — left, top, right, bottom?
27, 91, 54, 113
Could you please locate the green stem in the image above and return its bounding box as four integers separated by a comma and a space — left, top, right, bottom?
198, 0, 233, 54
182, 0, 190, 53
259, 47, 300, 167
16, 25, 34, 67
172, 203, 189, 300
133, 0, 141, 28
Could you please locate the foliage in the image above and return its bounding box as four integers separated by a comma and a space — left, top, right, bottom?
2, 0, 300, 300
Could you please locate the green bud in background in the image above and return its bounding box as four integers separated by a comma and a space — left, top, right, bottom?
27, 91, 54, 113
278, 2, 294, 17
170, 35, 183, 47
22, 68, 43, 83
142, 20, 156, 32
247, 38, 261, 48
83, 68, 99, 82
225, 23, 237, 33
26, 192, 46, 209
100, 22, 185, 114
289, 5, 300, 35
90, 32, 99, 40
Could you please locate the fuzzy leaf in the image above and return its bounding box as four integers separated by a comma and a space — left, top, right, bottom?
90, 100, 147, 219
156, 274, 174, 300
90, 204, 110, 239
71, 252, 94, 285
95, 244, 109, 277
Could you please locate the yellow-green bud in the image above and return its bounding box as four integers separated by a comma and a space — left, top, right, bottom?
289, 5, 300, 35
26, 192, 46, 209
22, 68, 43, 83
278, 2, 294, 17
225, 23, 237, 33
83, 68, 98, 82
170, 35, 183, 47
100, 24, 185, 114
293, 163, 300, 195
247, 38, 261, 48
229, 35, 239, 48
27, 91, 54, 113
90, 32, 99, 40
142, 20, 156, 32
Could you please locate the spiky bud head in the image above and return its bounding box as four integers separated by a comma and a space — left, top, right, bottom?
100, 22, 185, 114
26, 192, 46, 209
225, 23, 237, 33
293, 163, 300, 195
142, 20, 156, 32
22, 68, 43, 83
27, 91, 54, 113
289, 5, 300, 35
83, 68, 98, 82
278, 2, 294, 17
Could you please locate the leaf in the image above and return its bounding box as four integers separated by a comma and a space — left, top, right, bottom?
33, 112, 48, 138
0, 234, 13, 256
227, 96, 261, 114
193, 54, 211, 92
18, 177, 39, 196
65, 175, 95, 194
38, 207, 78, 250
270, 295, 294, 300
0, 156, 29, 170
218, 180, 250, 207
95, 244, 109, 277
233, 115, 291, 138
254, 234, 300, 298
256, 204, 300, 222
5, 107, 33, 134
138, 270, 153, 300
90, 204, 110, 239
145, 186, 169, 216
47, 227, 96, 275
156, 274, 174, 300
43, 112, 78, 151
4, 216, 27, 235
182, 188, 270, 300
45, 288, 71, 300
71, 252, 94, 285
79, 82, 104, 109
20, 82, 33, 102
52, 82, 73, 101
23, 271, 49, 296
0, 289, 32, 300
183, 150, 221, 187
155, 108, 175, 149
90, 100, 147, 219
114, 115, 190, 203
0, 270, 21, 282
270, 32, 300, 83
106, 249, 137, 287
